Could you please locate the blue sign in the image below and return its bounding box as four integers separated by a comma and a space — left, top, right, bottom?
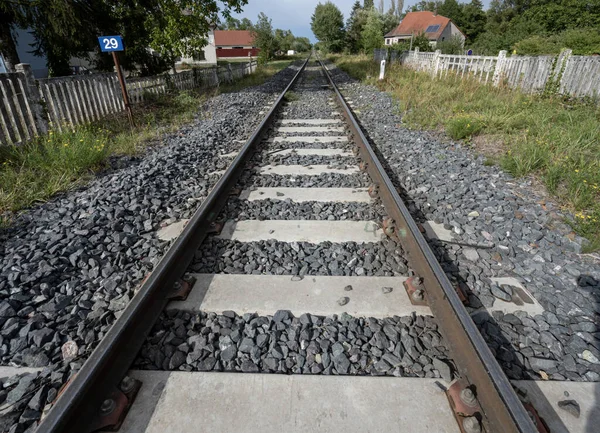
98, 36, 124, 52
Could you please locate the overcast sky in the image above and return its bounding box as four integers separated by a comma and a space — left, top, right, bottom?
231, 0, 493, 42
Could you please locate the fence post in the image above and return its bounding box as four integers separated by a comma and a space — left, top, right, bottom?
15, 63, 49, 135
227, 64, 234, 83
433, 49, 441, 78
553, 49, 572, 94
492, 50, 507, 87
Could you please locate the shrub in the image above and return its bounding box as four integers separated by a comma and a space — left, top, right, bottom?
437, 35, 464, 55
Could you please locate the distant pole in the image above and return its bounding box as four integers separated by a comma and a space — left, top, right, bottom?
409, 33, 414, 51
112, 52, 135, 127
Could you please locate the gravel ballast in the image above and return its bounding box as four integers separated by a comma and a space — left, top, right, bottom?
0, 64, 302, 432
135, 310, 453, 379
327, 61, 600, 383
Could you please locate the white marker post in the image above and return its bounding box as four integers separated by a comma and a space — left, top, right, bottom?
379, 60, 386, 80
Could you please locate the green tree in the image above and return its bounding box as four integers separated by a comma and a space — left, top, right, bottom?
361, 8, 384, 53
438, 0, 464, 26
311, 2, 346, 53
225, 16, 241, 30
462, 0, 486, 41
1, 0, 248, 77
239, 18, 254, 30
275, 29, 295, 52
396, 0, 405, 17
292, 37, 312, 52
381, 11, 400, 35
252, 12, 277, 63
346, 1, 367, 53
146, 0, 247, 72
364, 0, 375, 9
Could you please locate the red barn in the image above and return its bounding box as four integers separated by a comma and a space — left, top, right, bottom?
214, 30, 260, 59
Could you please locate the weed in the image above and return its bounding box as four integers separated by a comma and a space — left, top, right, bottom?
446, 115, 485, 140
331, 54, 600, 250
285, 91, 300, 102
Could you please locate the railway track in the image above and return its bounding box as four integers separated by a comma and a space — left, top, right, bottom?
37, 57, 541, 433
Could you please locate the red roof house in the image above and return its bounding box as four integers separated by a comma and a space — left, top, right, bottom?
384, 11, 465, 47
214, 30, 259, 59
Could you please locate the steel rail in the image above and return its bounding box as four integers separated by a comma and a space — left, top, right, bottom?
317, 59, 537, 433
38, 56, 311, 433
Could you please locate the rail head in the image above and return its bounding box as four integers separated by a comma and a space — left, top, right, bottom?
37, 56, 311, 433
317, 58, 537, 433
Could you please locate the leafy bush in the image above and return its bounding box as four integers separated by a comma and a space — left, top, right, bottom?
437, 35, 464, 55
514, 28, 600, 56
412, 32, 434, 52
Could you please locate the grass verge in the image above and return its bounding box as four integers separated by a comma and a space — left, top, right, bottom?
0, 91, 205, 218
0, 59, 297, 222
330, 54, 600, 251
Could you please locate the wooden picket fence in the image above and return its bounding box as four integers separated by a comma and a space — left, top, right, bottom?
375, 48, 600, 99
0, 61, 257, 145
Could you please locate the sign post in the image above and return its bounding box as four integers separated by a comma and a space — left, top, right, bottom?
98, 35, 134, 127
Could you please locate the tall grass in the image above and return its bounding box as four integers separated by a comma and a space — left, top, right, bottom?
331, 54, 600, 251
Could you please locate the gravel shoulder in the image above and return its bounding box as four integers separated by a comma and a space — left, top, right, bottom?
0, 64, 301, 432
327, 61, 600, 383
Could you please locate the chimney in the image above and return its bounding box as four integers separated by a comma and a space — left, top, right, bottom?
433, 8, 437, 16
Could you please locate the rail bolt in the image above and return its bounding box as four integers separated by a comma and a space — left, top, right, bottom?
462, 416, 481, 433
100, 398, 116, 416
120, 376, 136, 394
460, 388, 478, 407
411, 289, 425, 302
368, 184, 379, 199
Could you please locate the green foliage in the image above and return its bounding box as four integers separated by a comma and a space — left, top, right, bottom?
437, 35, 464, 54
412, 32, 434, 52
362, 9, 384, 53
275, 29, 295, 52
446, 115, 485, 139
292, 37, 312, 53
224, 17, 253, 30
515, 28, 600, 56
311, 2, 346, 53
253, 13, 277, 63
3, 0, 248, 76
346, 1, 369, 53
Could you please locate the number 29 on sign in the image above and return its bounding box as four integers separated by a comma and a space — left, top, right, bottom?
98, 36, 124, 52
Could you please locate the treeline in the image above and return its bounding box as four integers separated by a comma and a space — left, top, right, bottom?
225, 14, 312, 63
409, 0, 600, 55
310, 0, 600, 57
311, 1, 402, 54
0, 0, 250, 76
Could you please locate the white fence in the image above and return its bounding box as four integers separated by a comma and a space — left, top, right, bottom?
375, 48, 600, 98
0, 61, 258, 145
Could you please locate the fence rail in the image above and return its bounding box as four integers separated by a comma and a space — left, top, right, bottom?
0, 61, 258, 145
375, 48, 600, 99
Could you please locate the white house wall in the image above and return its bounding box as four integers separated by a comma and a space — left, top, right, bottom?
438, 22, 465, 44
